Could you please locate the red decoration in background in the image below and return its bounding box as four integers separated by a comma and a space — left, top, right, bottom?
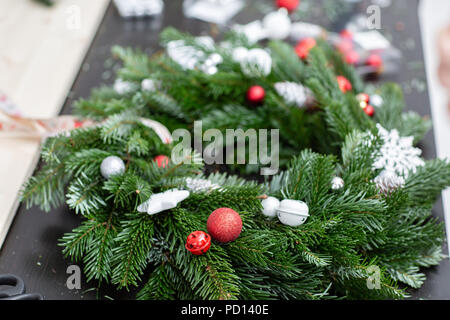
344, 50, 360, 65
356, 93, 370, 104
207, 208, 243, 243
336, 76, 352, 93
366, 53, 383, 69
295, 37, 316, 60
336, 40, 353, 54
185, 231, 211, 255
247, 85, 265, 104
154, 155, 169, 168
339, 29, 353, 40
364, 105, 375, 117
275, 0, 300, 12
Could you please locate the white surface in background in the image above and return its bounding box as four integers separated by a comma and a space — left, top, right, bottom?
183, 0, 244, 25
419, 0, 450, 255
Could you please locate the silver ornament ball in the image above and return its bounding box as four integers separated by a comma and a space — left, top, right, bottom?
100, 156, 125, 179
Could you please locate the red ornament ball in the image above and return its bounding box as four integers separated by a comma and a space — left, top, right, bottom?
275, 0, 300, 12
247, 85, 265, 104
154, 155, 169, 168
336, 76, 352, 93
366, 53, 383, 69
185, 231, 211, 255
344, 50, 360, 65
364, 104, 375, 117
356, 93, 370, 104
295, 37, 316, 60
207, 208, 242, 243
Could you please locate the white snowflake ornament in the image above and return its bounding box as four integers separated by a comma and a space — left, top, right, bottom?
372, 124, 424, 178
137, 189, 190, 215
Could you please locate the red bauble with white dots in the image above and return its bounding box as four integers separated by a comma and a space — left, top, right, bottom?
185, 231, 211, 255
207, 208, 242, 243
247, 85, 265, 104
275, 0, 300, 12
336, 76, 352, 93
295, 37, 316, 60
154, 155, 169, 168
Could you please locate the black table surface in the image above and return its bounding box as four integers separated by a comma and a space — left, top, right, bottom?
0, 0, 449, 300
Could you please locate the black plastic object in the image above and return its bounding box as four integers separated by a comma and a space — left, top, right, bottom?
0, 274, 43, 300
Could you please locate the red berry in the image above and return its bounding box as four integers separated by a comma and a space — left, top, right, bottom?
154, 155, 169, 168
366, 53, 383, 69
340, 29, 353, 40
295, 37, 316, 60
356, 93, 370, 104
345, 50, 360, 65
185, 231, 211, 255
207, 208, 242, 243
275, 0, 300, 12
364, 104, 375, 117
336, 76, 352, 93
247, 85, 265, 104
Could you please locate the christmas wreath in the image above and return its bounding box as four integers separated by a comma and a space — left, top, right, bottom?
20, 25, 450, 300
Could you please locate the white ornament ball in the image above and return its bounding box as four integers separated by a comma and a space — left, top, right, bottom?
262, 8, 292, 40
261, 196, 280, 218
331, 177, 344, 190
240, 48, 272, 78
232, 47, 249, 63
276, 199, 309, 227
100, 156, 125, 179
141, 79, 156, 91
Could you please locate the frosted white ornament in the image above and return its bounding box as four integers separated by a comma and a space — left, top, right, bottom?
370, 94, 383, 108
276, 199, 309, 227
261, 196, 280, 218
240, 48, 272, 77
373, 170, 405, 195
331, 177, 344, 190
137, 189, 190, 215
274, 82, 308, 107
100, 156, 125, 179
185, 177, 221, 193
232, 47, 249, 63
262, 8, 292, 40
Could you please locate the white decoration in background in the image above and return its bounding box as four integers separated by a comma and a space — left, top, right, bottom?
331, 177, 344, 190
262, 8, 292, 40
166, 38, 223, 75
141, 79, 157, 92
372, 124, 425, 178
100, 156, 126, 179
137, 189, 190, 215
113, 0, 164, 18
289, 22, 325, 41
353, 31, 390, 51
274, 82, 308, 107
238, 48, 272, 78
233, 20, 268, 44
183, 0, 244, 25
276, 199, 309, 227
373, 170, 405, 194
261, 196, 280, 218
185, 177, 221, 192
113, 78, 136, 94
370, 94, 383, 108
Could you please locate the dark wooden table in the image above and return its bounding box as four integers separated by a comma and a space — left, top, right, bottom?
0, 0, 449, 300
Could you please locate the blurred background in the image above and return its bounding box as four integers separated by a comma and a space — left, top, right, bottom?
0, 0, 449, 299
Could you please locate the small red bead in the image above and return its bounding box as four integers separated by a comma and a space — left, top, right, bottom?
340, 29, 353, 40
366, 53, 383, 69
154, 155, 169, 168
247, 85, 265, 104
364, 104, 375, 117
336, 76, 352, 93
275, 0, 300, 12
185, 231, 211, 255
295, 37, 317, 60
345, 50, 360, 65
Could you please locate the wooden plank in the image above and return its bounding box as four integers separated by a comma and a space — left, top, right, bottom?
419, 0, 450, 254
0, 0, 109, 248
